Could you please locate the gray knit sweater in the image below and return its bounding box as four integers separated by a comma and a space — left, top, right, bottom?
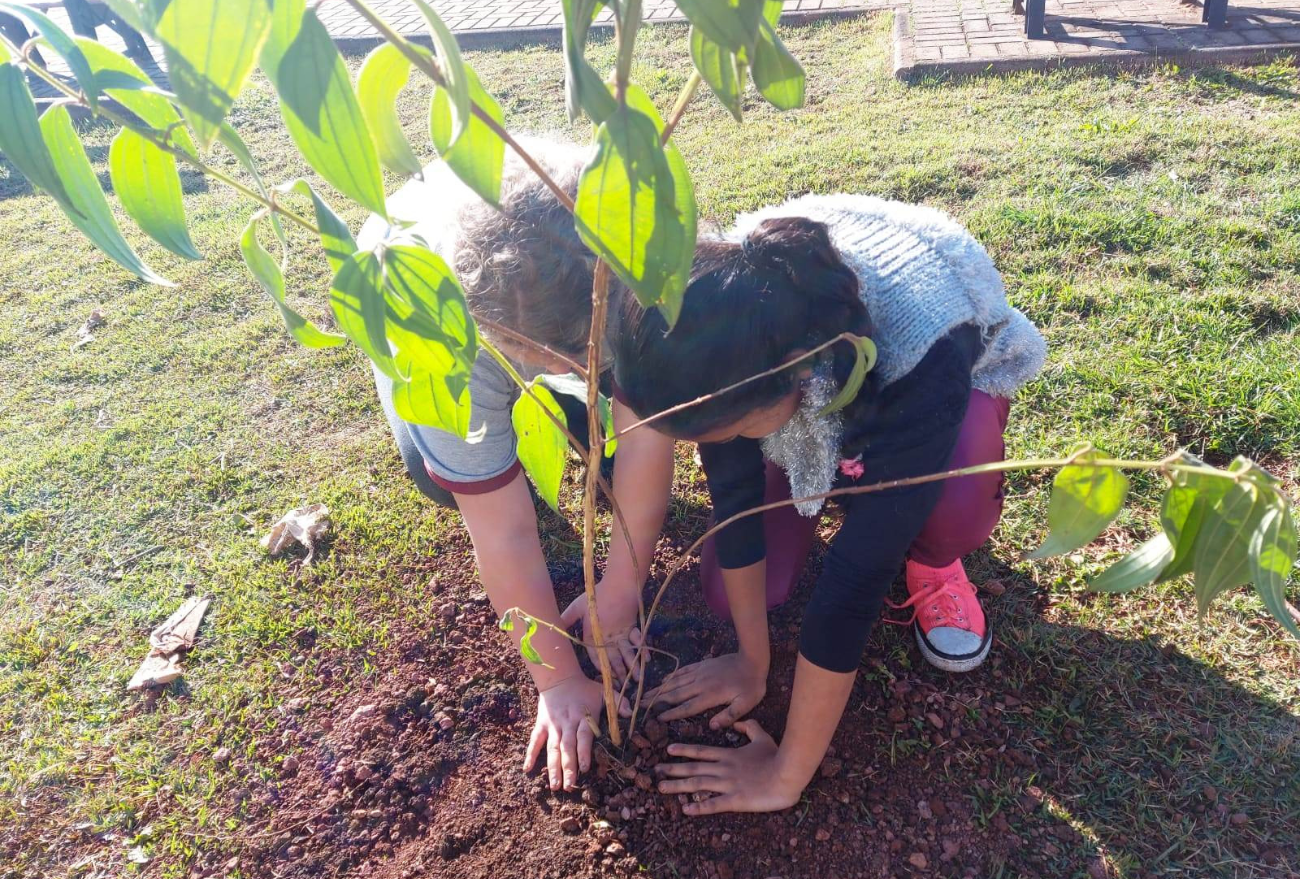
727, 193, 1046, 398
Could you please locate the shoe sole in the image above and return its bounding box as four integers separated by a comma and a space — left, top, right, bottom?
914, 624, 992, 674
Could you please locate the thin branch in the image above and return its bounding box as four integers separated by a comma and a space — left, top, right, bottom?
475, 316, 588, 379
623, 451, 1249, 734
613, 332, 860, 439
661, 70, 701, 145
340, 0, 576, 212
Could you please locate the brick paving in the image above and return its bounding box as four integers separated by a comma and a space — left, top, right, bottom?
11, 0, 1299, 93
894, 0, 1300, 78
315, 0, 888, 48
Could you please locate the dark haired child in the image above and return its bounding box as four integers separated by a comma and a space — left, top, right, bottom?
361, 139, 675, 793
613, 195, 1045, 814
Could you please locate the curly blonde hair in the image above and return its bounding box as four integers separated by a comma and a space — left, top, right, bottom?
452, 139, 596, 358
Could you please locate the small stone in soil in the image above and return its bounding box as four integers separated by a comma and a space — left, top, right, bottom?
917, 800, 933, 820
815, 828, 831, 842
981, 579, 1006, 596
908, 852, 929, 869
560, 817, 581, 833
819, 757, 843, 778
213, 748, 232, 765
926, 712, 945, 729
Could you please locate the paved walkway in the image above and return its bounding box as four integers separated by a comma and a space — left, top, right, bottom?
895, 0, 1300, 78
13, 0, 1300, 90
315, 0, 885, 47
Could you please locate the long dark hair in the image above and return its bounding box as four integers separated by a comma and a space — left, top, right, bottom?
613, 216, 873, 438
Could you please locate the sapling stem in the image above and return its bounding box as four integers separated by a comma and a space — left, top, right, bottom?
583, 261, 621, 744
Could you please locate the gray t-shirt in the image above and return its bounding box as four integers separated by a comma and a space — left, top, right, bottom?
360, 138, 584, 492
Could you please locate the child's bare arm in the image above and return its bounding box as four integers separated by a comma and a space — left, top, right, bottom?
456, 471, 616, 791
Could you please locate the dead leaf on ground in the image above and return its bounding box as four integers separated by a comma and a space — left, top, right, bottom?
261, 503, 331, 563
72, 308, 105, 350
127, 595, 211, 691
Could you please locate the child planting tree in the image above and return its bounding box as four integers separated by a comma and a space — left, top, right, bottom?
614, 195, 1046, 814
362, 139, 674, 792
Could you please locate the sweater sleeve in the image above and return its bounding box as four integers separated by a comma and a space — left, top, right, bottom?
799, 327, 979, 673
698, 437, 767, 570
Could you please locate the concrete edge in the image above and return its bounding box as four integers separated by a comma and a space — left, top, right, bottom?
891, 8, 912, 78
330, 7, 879, 54
894, 36, 1300, 82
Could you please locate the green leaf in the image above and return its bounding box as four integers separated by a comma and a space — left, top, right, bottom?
512, 382, 569, 511
497, 610, 552, 666
819, 335, 878, 416
1192, 473, 1270, 616
240, 211, 346, 348
575, 104, 696, 328
536, 373, 617, 457
382, 244, 478, 437
430, 64, 505, 206
330, 250, 398, 378
151, 0, 273, 150
674, 0, 764, 53
39, 105, 170, 285
560, 0, 616, 123
217, 123, 268, 193
412, 0, 470, 144
0, 2, 99, 105
0, 62, 75, 206
752, 3, 805, 111
1249, 501, 1300, 641
1158, 463, 1233, 583
77, 39, 197, 158
1089, 533, 1174, 594
518, 614, 552, 667
109, 128, 201, 259
276, 179, 357, 274
260, 0, 387, 216
357, 43, 423, 178
690, 25, 746, 122
1027, 447, 1129, 559
217, 121, 285, 243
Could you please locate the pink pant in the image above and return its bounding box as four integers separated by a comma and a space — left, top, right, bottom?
700, 391, 1011, 620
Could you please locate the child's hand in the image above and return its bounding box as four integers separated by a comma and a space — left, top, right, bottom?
561, 582, 644, 684
524, 674, 629, 791
648, 651, 767, 729
655, 720, 803, 815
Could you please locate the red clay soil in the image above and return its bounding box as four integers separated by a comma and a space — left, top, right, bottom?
185, 526, 1294, 879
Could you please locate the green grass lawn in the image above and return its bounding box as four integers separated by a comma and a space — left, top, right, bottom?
2, 14, 1299, 878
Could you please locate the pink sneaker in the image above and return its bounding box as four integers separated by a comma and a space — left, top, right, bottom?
887, 559, 991, 673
